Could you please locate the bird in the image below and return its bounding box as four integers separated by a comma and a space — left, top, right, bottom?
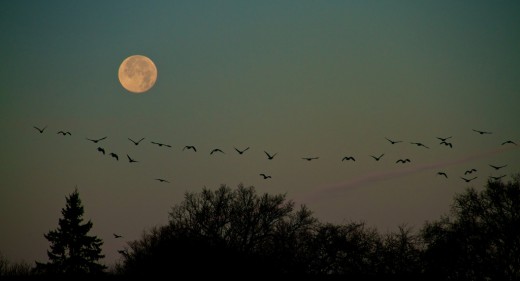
127, 154, 138, 163
385, 137, 402, 144
410, 142, 430, 149
472, 129, 492, 135
86, 136, 107, 143
342, 156, 356, 162
128, 137, 145, 145
155, 178, 170, 183
461, 176, 477, 183
437, 136, 452, 142
264, 151, 277, 160
370, 153, 385, 161
489, 164, 507, 170
117, 250, 128, 255
57, 131, 71, 136
183, 145, 197, 152
464, 169, 477, 175
234, 147, 250, 154
440, 141, 453, 148
113, 233, 123, 238
502, 140, 517, 146
396, 158, 411, 163
489, 175, 506, 181
210, 148, 225, 155
97, 147, 105, 155
151, 141, 171, 148
259, 173, 272, 179
33, 125, 47, 133
437, 172, 448, 178
302, 157, 319, 161
109, 153, 119, 161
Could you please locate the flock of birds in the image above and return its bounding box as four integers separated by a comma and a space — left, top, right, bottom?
32, 125, 517, 185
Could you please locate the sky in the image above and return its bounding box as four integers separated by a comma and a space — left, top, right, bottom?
1, 1, 519, 267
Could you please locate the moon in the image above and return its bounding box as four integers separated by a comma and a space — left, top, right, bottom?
118, 55, 157, 94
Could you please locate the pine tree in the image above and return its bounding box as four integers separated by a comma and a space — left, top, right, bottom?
35, 188, 106, 275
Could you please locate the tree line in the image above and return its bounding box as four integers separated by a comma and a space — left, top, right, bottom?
2, 175, 519, 280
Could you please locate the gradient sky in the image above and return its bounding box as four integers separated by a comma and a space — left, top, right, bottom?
1, 1, 519, 267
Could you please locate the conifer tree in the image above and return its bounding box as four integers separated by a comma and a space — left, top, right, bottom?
36, 188, 106, 275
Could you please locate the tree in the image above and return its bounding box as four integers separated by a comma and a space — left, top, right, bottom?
35, 188, 106, 276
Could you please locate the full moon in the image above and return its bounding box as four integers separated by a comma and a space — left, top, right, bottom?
118, 55, 157, 94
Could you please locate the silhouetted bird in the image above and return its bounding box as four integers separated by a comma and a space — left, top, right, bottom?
86, 136, 107, 143
302, 157, 319, 161
151, 141, 171, 148
97, 147, 105, 155
437, 136, 452, 142
489, 175, 506, 181
117, 249, 128, 255
342, 156, 356, 161
128, 137, 145, 145
385, 137, 402, 144
410, 142, 430, 149
472, 129, 492, 135
440, 141, 453, 148
461, 176, 477, 183
396, 158, 411, 163
234, 147, 250, 154
502, 140, 517, 146
110, 153, 119, 161
370, 153, 385, 161
264, 151, 277, 160
57, 131, 71, 136
464, 169, 477, 175
259, 173, 271, 179
113, 233, 123, 238
437, 172, 448, 178
489, 164, 507, 170
127, 154, 138, 163
155, 178, 170, 183
183, 145, 197, 152
210, 148, 225, 155
33, 125, 47, 133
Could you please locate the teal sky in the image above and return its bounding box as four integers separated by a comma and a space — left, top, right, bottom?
1, 1, 519, 266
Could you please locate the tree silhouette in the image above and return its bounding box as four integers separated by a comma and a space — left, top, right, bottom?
421, 175, 520, 281
35, 188, 106, 276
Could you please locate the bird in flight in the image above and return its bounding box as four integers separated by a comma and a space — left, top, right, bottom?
33, 125, 47, 133
155, 178, 170, 183
57, 131, 71, 136
128, 137, 145, 145
302, 157, 319, 161
396, 158, 411, 163
113, 233, 123, 238
437, 136, 452, 142
489, 175, 506, 181
489, 164, 507, 170
410, 142, 430, 149
151, 141, 171, 148
464, 169, 477, 175
264, 151, 277, 160
370, 153, 385, 161
502, 140, 517, 146
86, 136, 107, 143
440, 141, 453, 148
437, 172, 448, 178
127, 154, 138, 163
183, 145, 197, 152
234, 147, 250, 155
97, 147, 105, 155
385, 137, 402, 144
210, 148, 225, 155
342, 156, 356, 162
472, 129, 492, 135
259, 173, 272, 179
461, 176, 477, 183
110, 153, 119, 161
